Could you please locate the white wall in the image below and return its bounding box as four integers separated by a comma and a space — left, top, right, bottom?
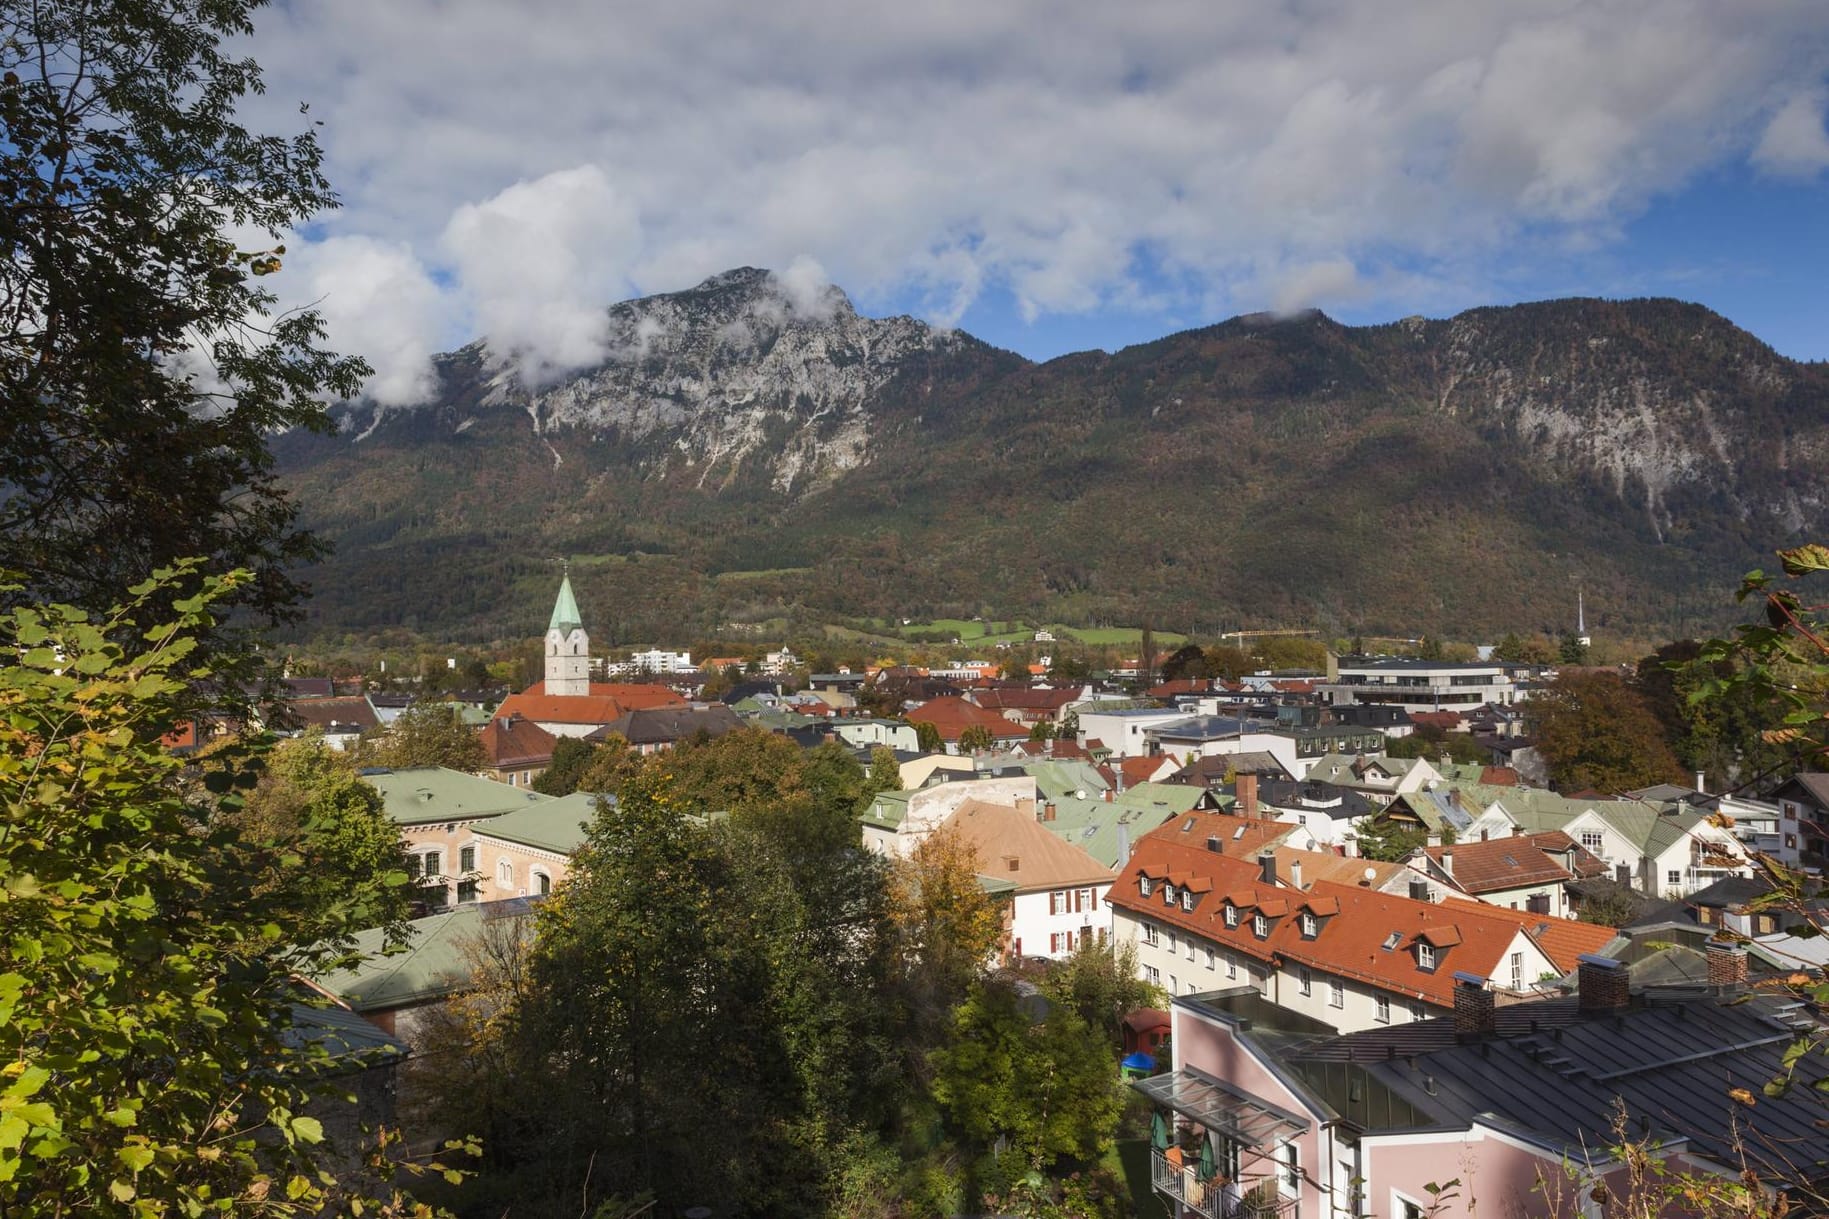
1010, 884, 1111, 959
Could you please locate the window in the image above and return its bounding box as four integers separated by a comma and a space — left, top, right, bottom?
1510, 951, 1523, 990
1224, 904, 1239, 928
1185, 937, 1195, 961
1579, 831, 1603, 851
1300, 913, 1317, 938
1142, 924, 1160, 947
1409, 1001, 1426, 1022
1416, 943, 1436, 971
1167, 930, 1178, 952
1144, 965, 1161, 985
1279, 1142, 1299, 1195
1252, 913, 1268, 938
1050, 890, 1067, 915
1226, 954, 1238, 980
1375, 996, 1391, 1024
533, 869, 552, 896
1666, 869, 1682, 887
1181, 891, 1194, 911
459, 845, 477, 874
1162, 883, 1176, 905
1168, 974, 1178, 994
1298, 966, 1312, 996
1139, 876, 1153, 897
1329, 979, 1344, 1008
1205, 947, 1217, 970
1398, 1195, 1427, 1219
457, 878, 479, 904
496, 859, 513, 889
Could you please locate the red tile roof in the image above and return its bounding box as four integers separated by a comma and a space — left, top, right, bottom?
1118, 755, 1174, 788
1479, 765, 1522, 786
1408, 711, 1465, 732
493, 681, 686, 727
944, 799, 1114, 890
479, 714, 557, 769
906, 695, 1032, 741
1109, 830, 1606, 1005
1426, 831, 1607, 894
970, 687, 1080, 713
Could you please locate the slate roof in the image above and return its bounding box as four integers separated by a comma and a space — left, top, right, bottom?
287, 695, 381, 732
589, 703, 744, 746
1282, 992, 1829, 1181
364, 766, 551, 826
1167, 752, 1294, 787
1256, 779, 1374, 822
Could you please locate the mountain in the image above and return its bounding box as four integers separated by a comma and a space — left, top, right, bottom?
273, 269, 1829, 646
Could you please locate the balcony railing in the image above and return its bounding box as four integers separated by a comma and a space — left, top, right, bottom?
1150, 1152, 1295, 1219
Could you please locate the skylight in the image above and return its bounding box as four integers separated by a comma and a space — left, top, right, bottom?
1381, 932, 1403, 951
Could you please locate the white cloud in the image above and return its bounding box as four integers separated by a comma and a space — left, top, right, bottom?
231, 0, 1829, 379
440, 166, 640, 384
1753, 89, 1829, 177
1268, 259, 1366, 315
281, 236, 447, 405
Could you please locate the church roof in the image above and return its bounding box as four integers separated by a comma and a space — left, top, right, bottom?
549, 575, 583, 634
495, 682, 688, 727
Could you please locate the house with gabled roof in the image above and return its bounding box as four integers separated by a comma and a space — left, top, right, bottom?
1302, 753, 1444, 801
478, 712, 556, 788
1470, 790, 1753, 898
906, 695, 1033, 753
364, 766, 550, 910
1108, 820, 1615, 1033
1413, 830, 1607, 917
941, 799, 1116, 961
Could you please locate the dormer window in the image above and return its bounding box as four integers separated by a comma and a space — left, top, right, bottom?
1140, 876, 1154, 897
1253, 913, 1268, 938
1224, 905, 1239, 928
1300, 912, 1318, 939
1181, 891, 1194, 912
1416, 943, 1436, 971
1163, 883, 1176, 905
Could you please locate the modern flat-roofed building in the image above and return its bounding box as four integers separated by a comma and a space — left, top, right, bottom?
1321, 659, 1517, 710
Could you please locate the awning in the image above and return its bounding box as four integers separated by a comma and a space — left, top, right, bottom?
1132, 1066, 1311, 1150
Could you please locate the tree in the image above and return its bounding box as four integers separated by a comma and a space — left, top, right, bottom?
1558, 633, 1591, 665
1387, 729, 1488, 765
532, 736, 596, 795
1046, 655, 1092, 685
1157, 643, 1211, 684
913, 720, 944, 752
1203, 645, 1253, 682
889, 826, 1005, 1039
1028, 719, 1058, 742
928, 981, 1123, 1171
957, 724, 995, 753
216, 733, 416, 955
0, 566, 444, 1215
865, 745, 903, 799
1039, 940, 1160, 1048
0, 0, 368, 697
1352, 816, 1429, 863
575, 733, 639, 794
365, 702, 486, 772
1529, 670, 1685, 793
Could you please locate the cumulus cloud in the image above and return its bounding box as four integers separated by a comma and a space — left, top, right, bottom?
281, 236, 447, 405
440, 165, 640, 384
1753, 89, 1829, 177
231, 0, 1829, 380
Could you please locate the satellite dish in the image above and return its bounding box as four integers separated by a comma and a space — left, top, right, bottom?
1363, 866, 1377, 882
1075, 790, 1087, 799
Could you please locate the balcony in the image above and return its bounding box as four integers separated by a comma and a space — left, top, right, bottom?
1151, 1152, 1295, 1219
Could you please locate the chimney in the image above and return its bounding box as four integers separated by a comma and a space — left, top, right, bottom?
1290, 858, 1304, 891
1207, 835, 1223, 853
1440, 849, 1454, 877
1577, 954, 1630, 1013
1452, 972, 1497, 1038
1706, 938, 1748, 990
1480, 829, 1490, 842
1117, 824, 1132, 866
1408, 879, 1431, 903
1237, 771, 1259, 820
1695, 771, 1706, 794
1511, 825, 1526, 837
1258, 850, 1277, 887
1043, 801, 1057, 822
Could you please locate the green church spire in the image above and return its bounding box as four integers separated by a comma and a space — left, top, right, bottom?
548, 573, 583, 633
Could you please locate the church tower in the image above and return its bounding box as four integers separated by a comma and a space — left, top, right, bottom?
544, 573, 591, 697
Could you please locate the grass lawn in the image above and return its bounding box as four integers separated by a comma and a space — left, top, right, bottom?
1060, 626, 1189, 647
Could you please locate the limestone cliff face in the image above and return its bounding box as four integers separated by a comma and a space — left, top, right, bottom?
360, 268, 966, 495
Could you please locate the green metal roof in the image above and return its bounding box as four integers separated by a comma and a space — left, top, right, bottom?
313, 905, 532, 1012
364, 766, 551, 826
1035, 785, 1199, 869
476, 791, 602, 854
549, 575, 583, 633
862, 790, 912, 828
976, 874, 1019, 897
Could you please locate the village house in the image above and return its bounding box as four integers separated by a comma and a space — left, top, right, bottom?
470, 791, 602, 900
905, 694, 1033, 753
1108, 813, 1616, 1029
1412, 830, 1608, 917
477, 713, 556, 788
1135, 949, 1825, 1219
365, 766, 550, 909
940, 798, 1116, 960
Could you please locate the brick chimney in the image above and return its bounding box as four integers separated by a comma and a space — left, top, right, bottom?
1237, 771, 1259, 820
1577, 954, 1630, 1013
1706, 938, 1748, 990
1452, 972, 1497, 1038
1042, 801, 1057, 823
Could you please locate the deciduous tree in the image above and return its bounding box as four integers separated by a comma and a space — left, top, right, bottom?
1529, 670, 1684, 793
364, 702, 486, 772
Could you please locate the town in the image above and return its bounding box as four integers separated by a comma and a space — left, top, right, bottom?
203, 572, 1828, 1217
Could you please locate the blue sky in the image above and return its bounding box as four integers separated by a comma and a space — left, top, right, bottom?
240, 0, 1829, 398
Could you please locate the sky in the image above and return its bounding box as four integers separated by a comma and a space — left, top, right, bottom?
237, 0, 1829, 404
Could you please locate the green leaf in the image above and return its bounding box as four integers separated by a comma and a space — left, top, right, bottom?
117, 1144, 155, 1172
109, 1178, 136, 1202
1778, 543, 1829, 576
290, 1115, 323, 1144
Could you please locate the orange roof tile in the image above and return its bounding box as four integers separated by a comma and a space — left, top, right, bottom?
943, 799, 1114, 890
493, 681, 686, 727
479, 715, 557, 768
906, 695, 1031, 741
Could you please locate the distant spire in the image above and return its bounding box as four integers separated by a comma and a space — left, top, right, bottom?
1577, 588, 1586, 635
549, 573, 583, 634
